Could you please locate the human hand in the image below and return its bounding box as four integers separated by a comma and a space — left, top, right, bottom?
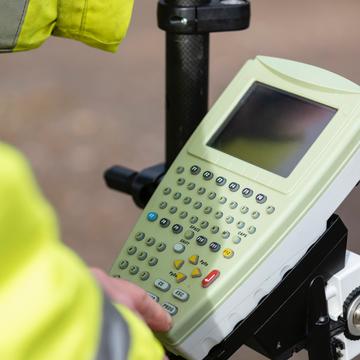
91, 268, 172, 332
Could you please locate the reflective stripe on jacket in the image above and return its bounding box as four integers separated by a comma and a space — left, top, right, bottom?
0, 143, 165, 360
0, 0, 134, 52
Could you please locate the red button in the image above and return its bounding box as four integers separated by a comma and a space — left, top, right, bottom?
202, 270, 220, 288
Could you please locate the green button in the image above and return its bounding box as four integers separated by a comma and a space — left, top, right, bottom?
137, 251, 148, 261
148, 257, 158, 266
129, 265, 139, 275
184, 230, 195, 240
127, 246, 137, 255
135, 232, 145, 241
119, 260, 129, 269
156, 242, 167, 252
140, 271, 150, 281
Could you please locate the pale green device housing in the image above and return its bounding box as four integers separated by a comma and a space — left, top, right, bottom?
110, 56, 360, 359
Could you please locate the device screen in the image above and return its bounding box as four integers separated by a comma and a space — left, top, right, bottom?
208, 82, 337, 177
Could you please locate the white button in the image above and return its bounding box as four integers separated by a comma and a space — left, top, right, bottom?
162, 302, 178, 316
248, 226, 256, 234
173, 243, 186, 253
173, 288, 190, 302
154, 279, 171, 292
266, 206, 275, 214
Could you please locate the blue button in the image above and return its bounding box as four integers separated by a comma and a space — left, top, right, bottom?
147, 212, 158, 222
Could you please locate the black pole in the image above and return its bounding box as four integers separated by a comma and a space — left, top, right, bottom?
164, 0, 210, 168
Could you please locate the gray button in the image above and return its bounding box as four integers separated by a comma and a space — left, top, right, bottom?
208, 192, 216, 200
248, 226, 257, 234
173, 192, 182, 200
148, 292, 159, 302
219, 196, 227, 204
242, 188, 253, 198
229, 182, 240, 192
211, 226, 219, 234
240, 206, 249, 214
146, 237, 156, 246
163, 187, 172, 195
251, 211, 260, 219
176, 166, 184, 174
177, 178, 186, 186
233, 236, 242, 244
135, 232, 145, 241
119, 260, 129, 269
156, 242, 166, 252
229, 201, 238, 209
169, 206, 178, 214
173, 288, 190, 302
129, 265, 139, 275
215, 211, 223, 219
196, 235, 208, 246
190, 216, 198, 224
187, 182, 196, 190
204, 206, 212, 214
162, 302, 178, 316
173, 243, 186, 253
237, 221, 245, 229
179, 211, 188, 219
266, 206, 275, 214
140, 271, 150, 281
193, 201, 202, 209
183, 196, 192, 205
148, 257, 158, 266
200, 220, 209, 229
256, 193, 267, 204
184, 230, 195, 240
197, 187, 206, 195
222, 231, 230, 239
127, 246, 137, 255
137, 251, 148, 261
159, 201, 168, 209
226, 216, 234, 224
155, 279, 171, 292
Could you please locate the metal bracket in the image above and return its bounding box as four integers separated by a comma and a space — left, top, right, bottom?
157, 0, 250, 34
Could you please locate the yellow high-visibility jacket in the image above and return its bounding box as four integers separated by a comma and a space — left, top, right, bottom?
0, 2, 165, 359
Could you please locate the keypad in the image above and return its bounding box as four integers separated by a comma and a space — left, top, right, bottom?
204, 206, 212, 214
173, 192, 182, 200
219, 196, 227, 204
193, 201, 202, 209
266, 206, 275, 214
197, 187, 206, 195
191, 267, 202, 278
208, 192, 216, 200
248, 226, 256, 234
223, 248, 234, 259
190, 216, 198, 224
184, 230, 195, 240
183, 196, 192, 205
163, 187, 172, 195
229, 201, 238, 209
210, 226, 219, 234
202, 270, 220, 288
176, 273, 187, 283
176, 166, 185, 174
159, 201, 168, 209
179, 211, 188, 219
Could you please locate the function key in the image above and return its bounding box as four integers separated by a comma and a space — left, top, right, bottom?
266, 206, 275, 214
129, 265, 139, 275
148, 257, 158, 266
135, 232, 145, 241
208, 192, 217, 200
147, 292, 159, 302
119, 260, 129, 269
127, 246, 137, 255
256, 193, 267, 204
187, 182, 196, 191
173, 243, 186, 253
191, 267, 202, 278
146, 237, 156, 247
196, 235, 208, 246
174, 259, 185, 270
209, 242, 221, 252
172, 224, 183, 234
203, 171, 214, 181
156, 242, 167, 252
223, 248, 234, 259
173, 288, 190, 302
215, 176, 226, 186
189, 255, 199, 265
229, 182, 240, 192
147, 211, 158, 222
163, 187, 172, 195
197, 187, 206, 195
176, 166, 185, 174
162, 302, 178, 316
202, 270, 220, 288
190, 165, 201, 175
155, 279, 171, 292
159, 218, 171, 228
242, 188, 253, 198
177, 178, 186, 186
140, 271, 150, 281
176, 272, 187, 283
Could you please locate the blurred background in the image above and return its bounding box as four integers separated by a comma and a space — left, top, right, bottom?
1, 0, 359, 359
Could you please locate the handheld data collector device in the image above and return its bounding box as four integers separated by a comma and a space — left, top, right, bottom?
110, 56, 360, 360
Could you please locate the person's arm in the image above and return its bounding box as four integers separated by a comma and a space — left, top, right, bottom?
0, 142, 169, 360
0, 0, 133, 52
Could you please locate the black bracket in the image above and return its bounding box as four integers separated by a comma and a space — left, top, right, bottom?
158, 0, 250, 34
168, 215, 348, 360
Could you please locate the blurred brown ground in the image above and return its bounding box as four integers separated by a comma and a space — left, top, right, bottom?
0, 1, 359, 359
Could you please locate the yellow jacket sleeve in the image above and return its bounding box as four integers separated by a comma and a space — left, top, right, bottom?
0, 142, 165, 360
0, 0, 134, 52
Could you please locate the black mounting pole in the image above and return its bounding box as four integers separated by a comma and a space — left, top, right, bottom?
164, 0, 210, 167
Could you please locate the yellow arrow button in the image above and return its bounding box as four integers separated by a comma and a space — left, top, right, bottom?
191, 267, 202, 278
174, 260, 184, 270
189, 255, 199, 265
176, 272, 187, 283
